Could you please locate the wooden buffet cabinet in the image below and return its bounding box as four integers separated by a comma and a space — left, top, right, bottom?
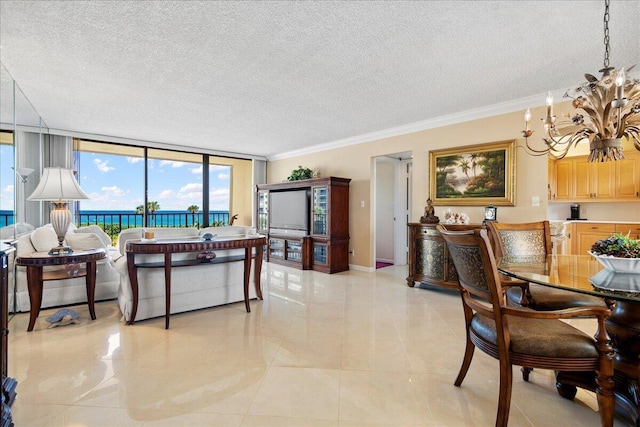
406, 223, 481, 289
256, 177, 350, 274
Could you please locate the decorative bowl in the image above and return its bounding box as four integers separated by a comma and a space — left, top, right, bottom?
589, 251, 640, 274
589, 269, 640, 292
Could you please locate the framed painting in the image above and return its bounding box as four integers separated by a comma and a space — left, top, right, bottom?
429, 139, 516, 206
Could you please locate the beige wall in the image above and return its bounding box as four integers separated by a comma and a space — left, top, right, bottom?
267, 105, 640, 268
226, 158, 253, 226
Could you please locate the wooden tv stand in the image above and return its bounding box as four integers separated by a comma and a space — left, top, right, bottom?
257, 176, 350, 274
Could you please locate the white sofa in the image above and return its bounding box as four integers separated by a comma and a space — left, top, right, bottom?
10, 224, 121, 312
114, 225, 259, 323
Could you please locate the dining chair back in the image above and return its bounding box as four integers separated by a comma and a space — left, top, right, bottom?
436, 226, 614, 427
486, 220, 606, 311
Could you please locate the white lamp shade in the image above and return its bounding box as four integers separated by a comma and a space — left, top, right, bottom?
28, 167, 89, 201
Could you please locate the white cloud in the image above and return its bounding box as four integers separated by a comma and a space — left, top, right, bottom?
3, 184, 14, 193
101, 185, 126, 197
127, 157, 143, 163
191, 165, 203, 174
93, 158, 115, 173
179, 183, 202, 192
217, 172, 229, 180
159, 160, 186, 168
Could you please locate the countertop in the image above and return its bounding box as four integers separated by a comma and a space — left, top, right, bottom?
557, 220, 640, 224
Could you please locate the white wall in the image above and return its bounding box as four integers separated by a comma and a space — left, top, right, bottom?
375, 160, 394, 263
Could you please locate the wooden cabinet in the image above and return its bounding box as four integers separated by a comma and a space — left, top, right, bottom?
551, 152, 640, 202
569, 222, 640, 255
552, 158, 572, 200
615, 223, 640, 240
268, 236, 311, 270
257, 177, 350, 274
573, 157, 615, 200
615, 151, 640, 199
406, 223, 480, 289
574, 223, 616, 255
1, 244, 17, 426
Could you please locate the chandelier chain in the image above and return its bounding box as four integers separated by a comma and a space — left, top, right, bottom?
603, 0, 610, 69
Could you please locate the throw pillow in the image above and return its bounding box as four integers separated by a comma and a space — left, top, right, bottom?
75, 225, 112, 247
65, 233, 106, 251
30, 226, 59, 252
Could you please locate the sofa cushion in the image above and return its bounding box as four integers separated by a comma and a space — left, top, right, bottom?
65, 232, 107, 251
75, 225, 112, 246
30, 226, 59, 252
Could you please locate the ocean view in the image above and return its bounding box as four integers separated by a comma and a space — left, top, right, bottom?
0, 210, 230, 228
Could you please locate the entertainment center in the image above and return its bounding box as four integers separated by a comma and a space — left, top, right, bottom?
256, 176, 350, 273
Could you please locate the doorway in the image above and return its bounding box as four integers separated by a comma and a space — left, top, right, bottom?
373, 152, 412, 268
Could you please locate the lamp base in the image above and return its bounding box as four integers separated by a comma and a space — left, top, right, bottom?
49, 245, 73, 256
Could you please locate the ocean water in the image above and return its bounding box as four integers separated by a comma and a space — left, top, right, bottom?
0, 210, 229, 228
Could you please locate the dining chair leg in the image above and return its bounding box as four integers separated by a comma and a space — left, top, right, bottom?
454, 336, 475, 386
496, 358, 513, 427
596, 366, 615, 427
521, 367, 532, 382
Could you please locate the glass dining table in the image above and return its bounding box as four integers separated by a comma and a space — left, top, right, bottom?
497, 254, 639, 426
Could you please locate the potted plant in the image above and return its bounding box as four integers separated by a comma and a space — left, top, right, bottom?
287, 166, 314, 181
589, 233, 640, 273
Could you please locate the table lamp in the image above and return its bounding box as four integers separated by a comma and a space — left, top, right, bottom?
28, 167, 89, 255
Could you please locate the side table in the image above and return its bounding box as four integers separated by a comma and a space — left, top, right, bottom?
16, 248, 106, 332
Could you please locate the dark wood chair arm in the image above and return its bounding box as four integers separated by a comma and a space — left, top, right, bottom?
502, 304, 611, 321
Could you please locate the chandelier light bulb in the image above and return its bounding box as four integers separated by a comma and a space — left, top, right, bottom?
615, 68, 625, 102
615, 68, 626, 87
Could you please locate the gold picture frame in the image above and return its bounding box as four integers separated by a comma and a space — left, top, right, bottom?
429, 139, 516, 206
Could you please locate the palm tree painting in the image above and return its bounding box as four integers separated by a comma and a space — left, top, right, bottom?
429, 140, 515, 206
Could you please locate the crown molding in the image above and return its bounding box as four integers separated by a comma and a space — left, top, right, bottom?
268, 91, 561, 161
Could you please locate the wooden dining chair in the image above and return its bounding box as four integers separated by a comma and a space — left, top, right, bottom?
436, 226, 614, 427
486, 220, 607, 311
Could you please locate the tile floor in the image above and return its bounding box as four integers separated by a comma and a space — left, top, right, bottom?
6, 263, 630, 426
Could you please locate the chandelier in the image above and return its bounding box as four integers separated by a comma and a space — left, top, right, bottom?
522, 0, 640, 162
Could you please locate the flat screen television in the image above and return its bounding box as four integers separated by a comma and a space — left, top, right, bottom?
269, 190, 310, 232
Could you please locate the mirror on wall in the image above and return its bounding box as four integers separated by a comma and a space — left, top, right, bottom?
0, 62, 48, 238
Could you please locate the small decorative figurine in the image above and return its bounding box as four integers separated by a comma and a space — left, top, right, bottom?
420, 198, 440, 224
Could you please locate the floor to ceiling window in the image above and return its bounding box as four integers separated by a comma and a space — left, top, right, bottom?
73, 138, 252, 238
0, 131, 15, 226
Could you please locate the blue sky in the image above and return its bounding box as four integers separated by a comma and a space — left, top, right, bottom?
1, 146, 231, 212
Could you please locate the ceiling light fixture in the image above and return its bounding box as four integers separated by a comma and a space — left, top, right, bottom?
522, 0, 639, 162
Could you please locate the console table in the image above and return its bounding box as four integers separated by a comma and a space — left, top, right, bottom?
125, 236, 266, 329
16, 248, 106, 332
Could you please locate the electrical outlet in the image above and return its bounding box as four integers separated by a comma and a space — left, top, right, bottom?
531, 196, 540, 207
349, 250, 355, 257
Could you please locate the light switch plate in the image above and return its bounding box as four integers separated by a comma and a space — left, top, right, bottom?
531, 196, 540, 207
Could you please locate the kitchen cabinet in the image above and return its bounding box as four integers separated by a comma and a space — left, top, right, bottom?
551, 158, 572, 200
573, 157, 615, 200
615, 223, 640, 240
615, 151, 640, 199
550, 152, 638, 202
570, 222, 640, 255
574, 223, 615, 255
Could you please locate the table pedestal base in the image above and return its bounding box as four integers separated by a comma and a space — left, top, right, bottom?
556, 299, 640, 426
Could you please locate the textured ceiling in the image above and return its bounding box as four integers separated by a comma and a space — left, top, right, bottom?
1, 1, 639, 159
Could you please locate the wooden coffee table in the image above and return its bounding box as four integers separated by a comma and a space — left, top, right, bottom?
16, 248, 107, 331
